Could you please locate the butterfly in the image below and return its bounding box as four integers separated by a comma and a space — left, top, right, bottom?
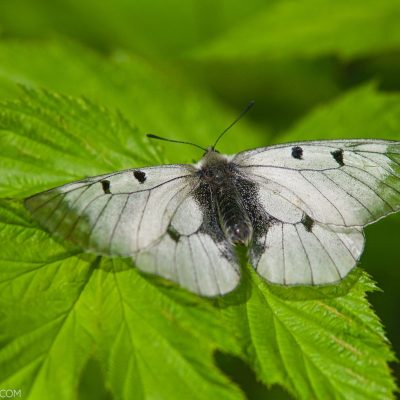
24, 105, 400, 296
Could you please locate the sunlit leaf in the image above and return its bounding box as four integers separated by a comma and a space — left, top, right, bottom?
0, 50, 399, 399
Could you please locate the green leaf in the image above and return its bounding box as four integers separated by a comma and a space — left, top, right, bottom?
220, 267, 396, 399
0, 39, 266, 162
0, 200, 243, 400
281, 83, 400, 142
0, 86, 248, 399
194, 0, 400, 61
0, 89, 159, 197
0, 57, 399, 398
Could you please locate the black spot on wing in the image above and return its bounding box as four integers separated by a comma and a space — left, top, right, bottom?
167, 225, 180, 242
331, 149, 344, 166
101, 180, 111, 194
134, 170, 146, 183
292, 146, 303, 160
302, 214, 314, 232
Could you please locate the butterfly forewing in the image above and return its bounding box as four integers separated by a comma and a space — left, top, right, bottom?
234, 140, 400, 227
25, 166, 194, 254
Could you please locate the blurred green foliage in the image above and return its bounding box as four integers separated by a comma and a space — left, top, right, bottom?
0, 0, 399, 399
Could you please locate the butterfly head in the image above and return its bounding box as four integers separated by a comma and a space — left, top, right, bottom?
198, 146, 228, 169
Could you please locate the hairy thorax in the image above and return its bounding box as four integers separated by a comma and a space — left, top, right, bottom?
196, 150, 253, 245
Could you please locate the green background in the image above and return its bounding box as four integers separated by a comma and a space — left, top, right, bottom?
0, 1, 399, 399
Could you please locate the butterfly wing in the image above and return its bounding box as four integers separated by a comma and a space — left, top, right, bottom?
135, 196, 240, 296
25, 164, 240, 296
234, 139, 400, 285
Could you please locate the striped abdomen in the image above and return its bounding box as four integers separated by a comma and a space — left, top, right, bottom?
214, 183, 253, 245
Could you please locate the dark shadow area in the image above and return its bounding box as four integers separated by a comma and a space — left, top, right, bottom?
341, 50, 400, 93
78, 358, 113, 400
266, 267, 362, 301
215, 351, 293, 400
362, 213, 400, 386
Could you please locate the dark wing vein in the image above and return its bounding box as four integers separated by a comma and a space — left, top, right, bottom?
309, 230, 342, 280
187, 236, 200, 294
40, 192, 70, 226
387, 155, 400, 169
114, 175, 192, 195
249, 172, 306, 211
345, 164, 400, 198
161, 180, 198, 226
254, 233, 268, 271
109, 194, 130, 252
354, 152, 400, 179
198, 234, 221, 295
65, 193, 106, 240
332, 230, 360, 262
300, 171, 347, 225
247, 172, 310, 216
50, 186, 92, 233
86, 195, 114, 248
235, 140, 397, 159
339, 168, 394, 211
320, 171, 374, 218
135, 191, 151, 250
172, 233, 179, 284
239, 164, 340, 173
281, 223, 286, 285
294, 224, 314, 285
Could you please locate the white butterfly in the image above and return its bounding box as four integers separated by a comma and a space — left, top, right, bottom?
25, 119, 400, 296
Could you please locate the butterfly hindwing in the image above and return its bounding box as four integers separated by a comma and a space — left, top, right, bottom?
134, 179, 240, 296
136, 231, 240, 296
251, 222, 364, 285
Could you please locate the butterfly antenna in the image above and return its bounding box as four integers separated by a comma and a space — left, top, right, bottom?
146, 134, 207, 152
212, 100, 255, 150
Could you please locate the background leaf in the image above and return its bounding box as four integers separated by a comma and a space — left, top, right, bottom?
282, 83, 400, 142
0, 0, 268, 57
0, 89, 158, 197
0, 1, 400, 398
0, 40, 266, 161
194, 0, 400, 60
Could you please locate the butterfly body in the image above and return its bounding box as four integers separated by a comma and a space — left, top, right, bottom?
25, 139, 400, 296
196, 149, 254, 246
